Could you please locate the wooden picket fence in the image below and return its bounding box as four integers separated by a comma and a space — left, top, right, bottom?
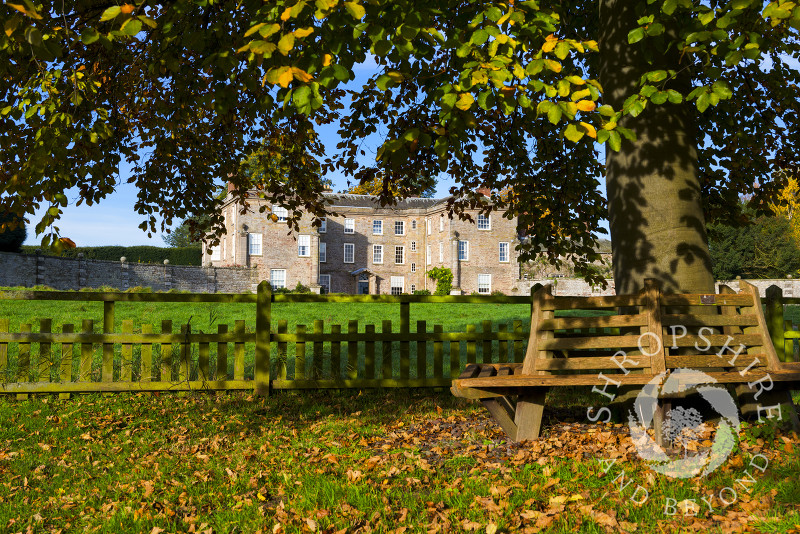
2, 282, 798, 398
0, 282, 533, 397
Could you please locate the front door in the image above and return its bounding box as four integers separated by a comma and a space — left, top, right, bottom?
358, 281, 369, 294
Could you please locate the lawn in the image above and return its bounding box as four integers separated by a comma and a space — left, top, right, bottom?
0, 389, 798, 533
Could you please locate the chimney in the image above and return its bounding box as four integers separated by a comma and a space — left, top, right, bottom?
476, 186, 491, 197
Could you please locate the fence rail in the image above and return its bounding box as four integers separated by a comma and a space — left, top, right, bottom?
2, 282, 799, 397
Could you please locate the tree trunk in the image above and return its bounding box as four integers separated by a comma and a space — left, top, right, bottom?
598, 0, 715, 295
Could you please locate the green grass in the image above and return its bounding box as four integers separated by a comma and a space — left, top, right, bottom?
0, 390, 798, 533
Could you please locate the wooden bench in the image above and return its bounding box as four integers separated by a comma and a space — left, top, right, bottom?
451, 279, 800, 441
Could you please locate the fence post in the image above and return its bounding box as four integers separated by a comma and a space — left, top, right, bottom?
255, 280, 271, 396
102, 299, 115, 387
765, 285, 786, 363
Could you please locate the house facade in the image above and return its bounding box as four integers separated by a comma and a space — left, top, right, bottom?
203, 191, 521, 295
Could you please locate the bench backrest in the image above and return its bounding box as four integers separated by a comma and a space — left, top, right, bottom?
523, 279, 779, 379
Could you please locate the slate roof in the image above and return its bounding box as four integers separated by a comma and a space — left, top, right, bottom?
322, 193, 448, 210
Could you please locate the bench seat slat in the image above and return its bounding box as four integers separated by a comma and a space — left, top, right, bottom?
540, 334, 649, 351
662, 314, 760, 327
534, 356, 653, 371
539, 314, 648, 330
661, 294, 754, 306
669, 334, 763, 349
665, 354, 767, 369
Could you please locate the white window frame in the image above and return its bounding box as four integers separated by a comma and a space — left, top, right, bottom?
478, 274, 491, 294
426, 245, 431, 265
272, 206, 288, 222
319, 217, 327, 233
411, 284, 416, 293
394, 221, 405, 236
298, 234, 310, 257
411, 220, 417, 230
248, 233, 262, 256
373, 244, 383, 264
499, 242, 509, 263
344, 218, 355, 234
344, 243, 355, 263
439, 215, 444, 232
458, 240, 469, 261
319, 241, 327, 263
390, 276, 404, 295
395, 245, 405, 265
209, 246, 220, 261
477, 214, 491, 230
411, 262, 416, 273
270, 269, 286, 289
439, 242, 444, 262
411, 241, 417, 252
372, 220, 383, 235
426, 218, 431, 235
319, 274, 331, 294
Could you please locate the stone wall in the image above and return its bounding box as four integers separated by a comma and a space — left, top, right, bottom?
516, 278, 800, 298
0, 251, 259, 293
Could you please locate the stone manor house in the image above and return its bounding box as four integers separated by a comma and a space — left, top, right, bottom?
202, 189, 521, 295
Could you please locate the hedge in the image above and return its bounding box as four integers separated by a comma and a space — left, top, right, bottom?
19, 245, 202, 266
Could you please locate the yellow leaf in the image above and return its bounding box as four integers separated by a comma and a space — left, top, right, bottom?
291, 67, 313, 82
6, 3, 43, 19
281, 7, 293, 21
580, 122, 597, 139
323, 53, 333, 66
244, 23, 267, 37
576, 100, 596, 112
544, 59, 562, 73
471, 70, 488, 85
257, 492, 266, 501
456, 93, 474, 111
602, 121, 617, 130
277, 34, 295, 55
294, 27, 314, 38
345, 1, 365, 19
278, 69, 294, 88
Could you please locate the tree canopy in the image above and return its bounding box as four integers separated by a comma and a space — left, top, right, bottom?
344, 174, 437, 198
2, 1, 799, 291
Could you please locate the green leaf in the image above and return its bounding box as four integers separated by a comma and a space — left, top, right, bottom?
662, 0, 678, 15
666, 89, 683, 103
293, 85, 312, 114
698, 9, 715, 26
597, 104, 615, 117
696, 91, 711, 113
100, 6, 121, 22
628, 27, 645, 44
278, 34, 295, 55
441, 92, 457, 110
725, 50, 742, 67
471, 29, 489, 45
712, 81, 732, 100
24, 26, 41, 46
245, 23, 267, 37
563, 123, 585, 143
547, 105, 562, 125
646, 23, 664, 36
121, 19, 142, 36
373, 40, 392, 56
81, 28, 100, 45
650, 91, 668, 105
345, 2, 365, 19
607, 130, 621, 151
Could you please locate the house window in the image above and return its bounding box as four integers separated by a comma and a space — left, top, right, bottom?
390, 276, 404, 295
319, 242, 327, 263
394, 221, 405, 236
248, 233, 262, 256
411, 284, 416, 293
439, 215, 444, 232
411, 220, 417, 230
344, 218, 355, 234
478, 274, 491, 294
319, 217, 327, 233
439, 242, 443, 262
411, 262, 416, 273
373, 244, 383, 264
272, 206, 288, 222
426, 245, 431, 264
458, 240, 469, 261
395, 246, 404, 264
298, 235, 310, 257
477, 214, 491, 230
426, 218, 431, 235
270, 269, 286, 289
209, 246, 220, 261
319, 274, 331, 294
344, 243, 354, 263
411, 241, 416, 252
499, 242, 509, 263
372, 220, 383, 235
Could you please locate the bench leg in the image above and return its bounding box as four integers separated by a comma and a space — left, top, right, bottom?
482, 396, 518, 441
515, 387, 549, 441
